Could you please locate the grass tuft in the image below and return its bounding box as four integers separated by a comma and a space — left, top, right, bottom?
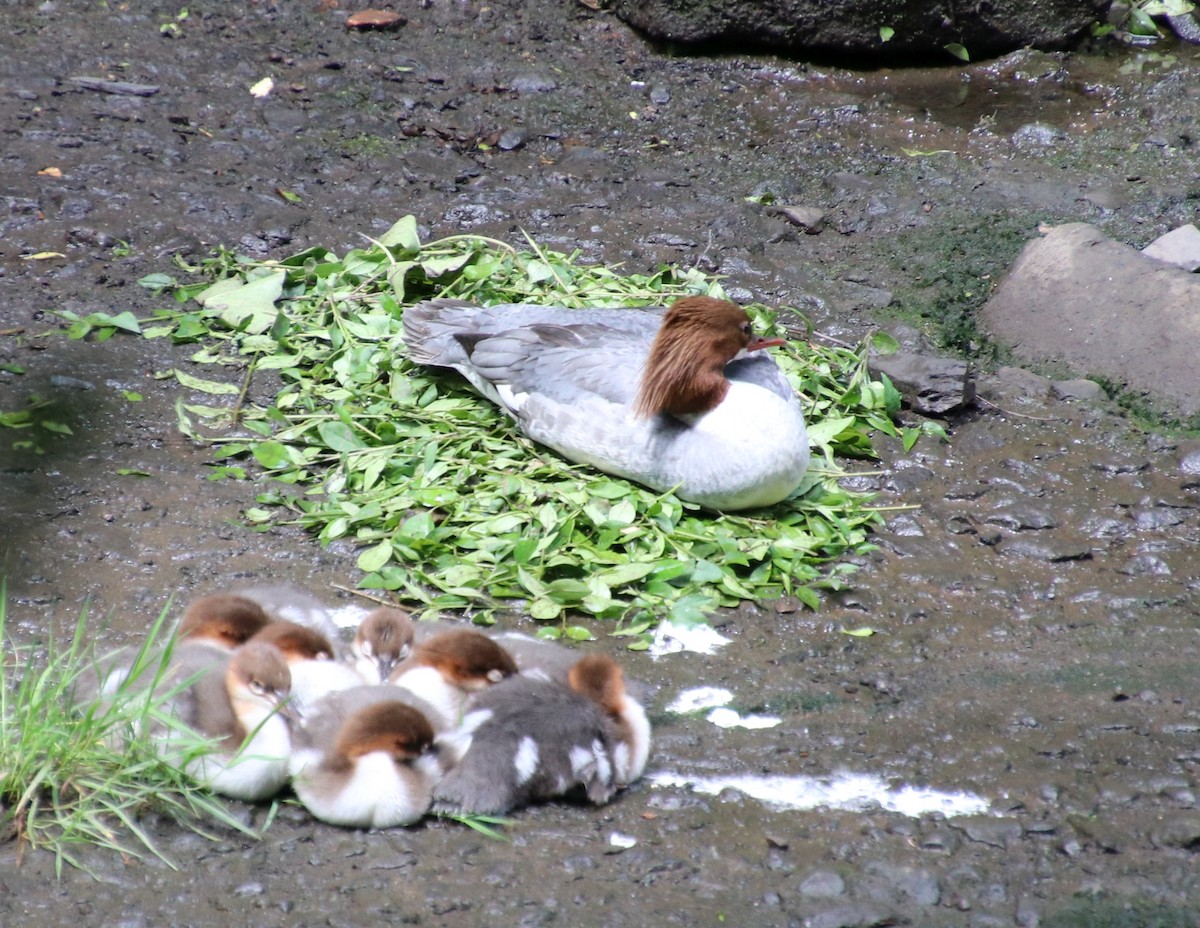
0, 588, 257, 874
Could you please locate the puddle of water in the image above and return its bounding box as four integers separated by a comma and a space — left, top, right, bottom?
649, 770, 991, 818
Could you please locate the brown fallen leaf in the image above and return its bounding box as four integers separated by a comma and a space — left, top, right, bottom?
346, 9, 406, 29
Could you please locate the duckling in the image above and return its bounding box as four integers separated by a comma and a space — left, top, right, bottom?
432, 654, 651, 815
488, 630, 582, 684
248, 620, 363, 721
290, 698, 441, 828
73, 594, 271, 705
163, 641, 293, 801
177, 593, 273, 653
567, 653, 651, 787
432, 676, 615, 815
350, 607, 415, 685
386, 629, 518, 729
234, 582, 341, 646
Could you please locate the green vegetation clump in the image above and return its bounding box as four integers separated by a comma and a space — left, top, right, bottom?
125, 217, 922, 639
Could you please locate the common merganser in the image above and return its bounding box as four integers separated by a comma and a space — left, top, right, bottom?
248, 620, 363, 721
402, 296, 810, 511
74, 594, 271, 703
567, 654, 651, 787
351, 607, 415, 685
163, 640, 293, 801
177, 593, 272, 652
234, 583, 341, 646
290, 697, 441, 828
432, 654, 650, 814
386, 629, 518, 729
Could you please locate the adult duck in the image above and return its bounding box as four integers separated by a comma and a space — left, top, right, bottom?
402, 296, 809, 511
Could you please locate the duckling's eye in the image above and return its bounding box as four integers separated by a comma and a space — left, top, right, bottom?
248, 680, 266, 696
740, 322, 751, 336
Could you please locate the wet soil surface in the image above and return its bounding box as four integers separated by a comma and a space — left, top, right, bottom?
3, 2, 1200, 926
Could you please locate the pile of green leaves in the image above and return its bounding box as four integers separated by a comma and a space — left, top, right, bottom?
132, 217, 915, 640
0, 594, 256, 874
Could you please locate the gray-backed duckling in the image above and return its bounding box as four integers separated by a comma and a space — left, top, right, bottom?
433, 654, 651, 815
351, 607, 415, 685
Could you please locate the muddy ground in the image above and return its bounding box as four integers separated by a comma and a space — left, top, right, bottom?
3, 2, 1200, 926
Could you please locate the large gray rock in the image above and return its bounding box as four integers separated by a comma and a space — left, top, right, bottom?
981, 223, 1200, 417
611, 0, 1107, 59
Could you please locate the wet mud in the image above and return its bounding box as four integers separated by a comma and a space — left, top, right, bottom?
2, 2, 1200, 926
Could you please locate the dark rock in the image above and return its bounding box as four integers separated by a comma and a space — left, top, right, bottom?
982, 223, 1200, 417
984, 503, 1057, 530
869, 349, 975, 415
609, 0, 1104, 59
998, 536, 1092, 562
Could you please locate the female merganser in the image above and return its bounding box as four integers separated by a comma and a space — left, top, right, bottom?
163, 640, 293, 801
432, 654, 651, 814
386, 629, 518, 729
248, 620, 364, 721
290, 698, 441, 828
351, 607, 415, 685
402, 295, 810, 511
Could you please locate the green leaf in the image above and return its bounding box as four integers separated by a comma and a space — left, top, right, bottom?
173, 369, 240, 395
944, 42, 970, 61
378, 215, 421, 253
879, 25, 894, 42
317, 420, 365, 452
195, 271, 285, 335
357, 539, 394, 573
840, 626, 876, 637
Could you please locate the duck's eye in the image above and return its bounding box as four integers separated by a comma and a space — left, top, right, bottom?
741, 322, 751, 336
248, 680, 266, 696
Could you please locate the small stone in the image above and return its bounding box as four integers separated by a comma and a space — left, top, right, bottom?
957, 817, 1023, 849
798, 868, 846, 898
1051, 378, 1105, 403
776, 205, 825, 233
649, 84, 670, 104
868, 350, 976, 415
1142, 223, 1200, 272
510, 73, 558, 94
498, 128, 528, 151
346, 9, 406, 29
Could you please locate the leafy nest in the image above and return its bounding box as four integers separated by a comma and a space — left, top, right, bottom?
130, 217, 914, 642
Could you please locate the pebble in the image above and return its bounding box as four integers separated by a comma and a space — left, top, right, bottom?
498, 128, 528, 151
798, 868, 846, 898
861, 860, 940, 907
510, 73, 558, 94
957, 817, 1023, 849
